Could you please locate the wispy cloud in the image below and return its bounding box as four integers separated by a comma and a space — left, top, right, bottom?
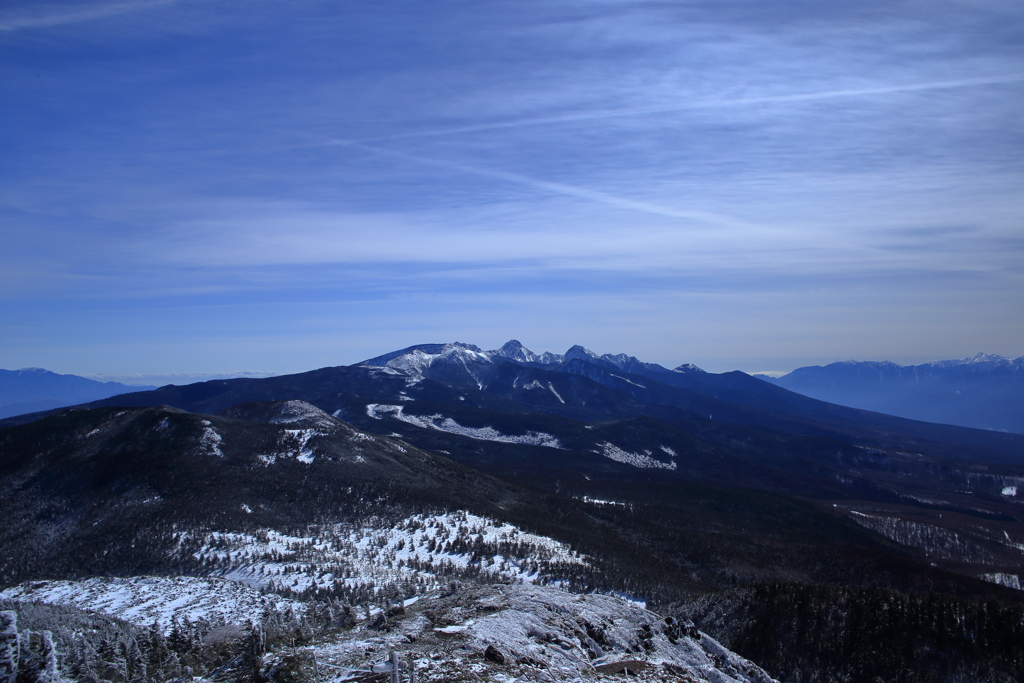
0, 0, 174, 31
2, 1, 1022, 373
336, 142, 765, 232
349, 74, 1024, 145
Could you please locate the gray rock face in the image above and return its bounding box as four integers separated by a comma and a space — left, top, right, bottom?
307, 583, 778, 683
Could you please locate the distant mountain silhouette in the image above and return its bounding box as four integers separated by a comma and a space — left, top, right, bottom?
0, 367, 156, 419
755, 354, 1024, 433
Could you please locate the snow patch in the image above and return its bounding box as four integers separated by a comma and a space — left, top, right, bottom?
199, 420, 223, 457
298, 583, 777, 683
849, 511, 995, 564
267, 400, 338, 430
597, 442, 677, 470
1003, 486, 1018, 497
366, 404, 562, 448
284, 428, 319, 463
191, 511, 588, 597
980, 573, 1022, 590
0, 576, 305, 633
578, 496, 628, 508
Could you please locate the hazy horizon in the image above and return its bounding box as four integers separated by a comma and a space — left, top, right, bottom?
6, 343, 1021, 386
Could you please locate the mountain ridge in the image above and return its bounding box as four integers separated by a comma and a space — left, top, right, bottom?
0, 367, 157, 421
756, 353, 1024, 433
3, 341, 1024, 681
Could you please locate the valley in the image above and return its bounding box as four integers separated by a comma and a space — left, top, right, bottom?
1, 341, 1023, 682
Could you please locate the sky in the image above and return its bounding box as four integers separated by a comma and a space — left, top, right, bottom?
2, 0, 1022, 381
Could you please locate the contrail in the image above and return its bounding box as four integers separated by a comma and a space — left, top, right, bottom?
336, 141, 762, 231
0, 0, 174, 31
348, 74, 1024, 144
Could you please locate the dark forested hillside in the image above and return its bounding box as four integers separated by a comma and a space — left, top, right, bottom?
3, 342, 1024, 682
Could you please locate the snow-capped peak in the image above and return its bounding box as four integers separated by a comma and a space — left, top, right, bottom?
376, 343, 493, 379
921, 353, 1012, 369
674, 363, 706, 373
492, 339, 538, 363
599, 352, 635, 368
965, 352, 1008, 364
439, 342, 490, 362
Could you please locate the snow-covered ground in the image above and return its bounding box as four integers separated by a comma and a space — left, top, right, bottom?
366, 404, 563, 448
267, 400, 341, 430
596, 442, 677, 470
0, 576, 304, 633
0, 513, 779, 682
306, 583, 778, 683
199, 420, 223, 457
848, 511, 997, 564
190, 511, 588, 596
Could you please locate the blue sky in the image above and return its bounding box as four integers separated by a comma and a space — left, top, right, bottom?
2, 0, 1022, 380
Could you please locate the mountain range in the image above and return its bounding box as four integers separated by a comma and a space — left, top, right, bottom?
755, 353, 1024, 434
0, 367, 156, 420
1, 340, 1023, 682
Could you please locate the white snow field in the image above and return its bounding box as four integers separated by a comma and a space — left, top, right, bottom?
307, 583, 779, 683
366, 404, 563, 448
596, 442, 677, 470
191, 511, 588, 595
0, 576, 305, 632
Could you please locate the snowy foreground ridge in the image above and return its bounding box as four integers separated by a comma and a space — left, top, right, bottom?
0, 509, 779, 682
311, 583, 778, 683
0, 576, 305, 635
1, 583, 778, 682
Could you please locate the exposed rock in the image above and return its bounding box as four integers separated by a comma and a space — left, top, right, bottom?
303, 583, 778, 682
484, 644, 506, 664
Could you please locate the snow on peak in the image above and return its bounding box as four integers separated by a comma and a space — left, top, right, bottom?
267, 400, 339, 430
13, 367, 54, 375
439, 342, 491, 362
916, 353, 1017, 369
378, 342, 493, 378
963, 352, 1009, 364
673, 363, 706, 373
600, 352, 639, 369
493, 339, 539, 363
563, 345, 600, 362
